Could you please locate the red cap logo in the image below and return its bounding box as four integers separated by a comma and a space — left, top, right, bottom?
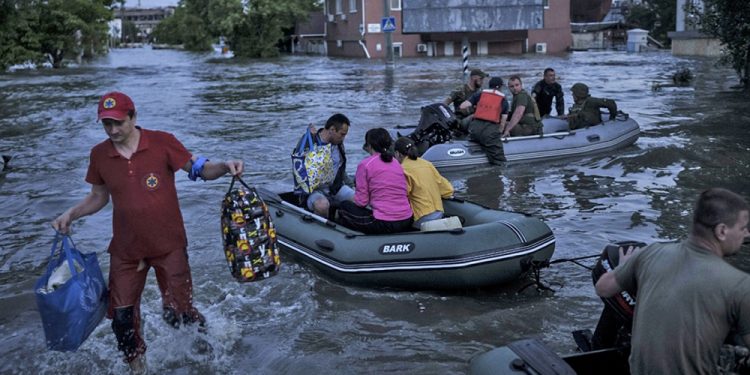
97, 91, 135, 121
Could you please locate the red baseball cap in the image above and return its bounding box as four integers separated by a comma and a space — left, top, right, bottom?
97, 91, 135, 121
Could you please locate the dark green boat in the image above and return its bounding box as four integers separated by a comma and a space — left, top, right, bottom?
257, 189, 555, 289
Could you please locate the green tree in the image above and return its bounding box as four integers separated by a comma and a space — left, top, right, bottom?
694, 0, 750, 89
152, 2, 212, 50
153, 0, 317, 57
1, 0, 114, 70
121, 20, 139, 43
0, 0, 43, 70
625, 0, 675, 47
231, 0, 316, 58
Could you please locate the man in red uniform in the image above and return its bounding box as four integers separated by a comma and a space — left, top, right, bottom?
52, 91, 243, 373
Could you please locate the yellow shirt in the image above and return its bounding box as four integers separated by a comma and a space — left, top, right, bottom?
401, 157, 454, 221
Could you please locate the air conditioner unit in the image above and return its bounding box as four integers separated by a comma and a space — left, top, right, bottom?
416, 44, 427, 52
340, 13, 347, 21
336, 40, 343, 48
327, 14, 334, 22
535, 42, 547, 54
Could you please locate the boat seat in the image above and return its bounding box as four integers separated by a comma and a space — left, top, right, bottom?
420, 216, 463, 232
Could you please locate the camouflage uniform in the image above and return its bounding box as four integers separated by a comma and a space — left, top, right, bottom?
448, 84, 481, 121
567, 83, 618, 130
509, 90, 543, 136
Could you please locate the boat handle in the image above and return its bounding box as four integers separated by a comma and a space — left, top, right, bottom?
449, 228, 464, 235
315, 239, 335, 252
275, 210, 284, 217
587, 134, 601, 142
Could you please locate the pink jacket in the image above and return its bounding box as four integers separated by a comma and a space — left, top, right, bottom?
354, 154, 413, 221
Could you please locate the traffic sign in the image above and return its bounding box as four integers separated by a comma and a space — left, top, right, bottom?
381, 16, 396, 33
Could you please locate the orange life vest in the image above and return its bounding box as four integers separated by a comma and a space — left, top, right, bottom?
474, 89, 505, 124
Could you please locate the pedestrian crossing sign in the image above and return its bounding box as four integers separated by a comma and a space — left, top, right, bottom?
381, 16, 396, 32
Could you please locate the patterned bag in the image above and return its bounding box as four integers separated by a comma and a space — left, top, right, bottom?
291, 128, 335, 194
34, 233, 108, 351
220, 176, 281, 282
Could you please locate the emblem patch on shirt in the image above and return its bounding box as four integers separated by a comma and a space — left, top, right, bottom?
143, 173, 160, 191
103, 97, 116, 109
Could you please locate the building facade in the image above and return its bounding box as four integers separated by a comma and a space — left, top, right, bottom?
668, 0, 721, 56
323, 0, 571, 58
115, 7, 175, 41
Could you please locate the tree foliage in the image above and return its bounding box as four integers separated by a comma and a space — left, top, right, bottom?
153, 0, 318, 58
0, 0, 43, 69
0, 0, 114, 71
625, 0, 675, 47
694, 0, 750, 89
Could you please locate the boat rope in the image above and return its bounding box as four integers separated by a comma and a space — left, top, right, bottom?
548, 253, 601, 271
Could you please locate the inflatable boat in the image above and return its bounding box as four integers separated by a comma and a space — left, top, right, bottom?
468, 241, 641, 375
399, 103, 640, 170
469, 338, 630, 375
257, 189, 555, 289
469, 239, 750, 374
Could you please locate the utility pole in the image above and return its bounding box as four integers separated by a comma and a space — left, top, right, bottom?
462, 37, 469, 78
383, 0, 394, 67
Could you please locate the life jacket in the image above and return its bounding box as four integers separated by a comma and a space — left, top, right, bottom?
474, 89, 505, 124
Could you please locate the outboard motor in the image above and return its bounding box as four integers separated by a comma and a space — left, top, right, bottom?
406, 103, 457, 155
578, 240, 646, 351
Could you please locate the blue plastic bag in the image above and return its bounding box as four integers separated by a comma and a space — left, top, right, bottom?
34, 233, 108, 351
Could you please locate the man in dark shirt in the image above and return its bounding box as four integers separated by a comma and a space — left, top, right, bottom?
531, 68, 564, 117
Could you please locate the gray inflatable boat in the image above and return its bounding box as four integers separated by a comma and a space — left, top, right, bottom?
257, 189, 555, 289
417, 113, 640, 170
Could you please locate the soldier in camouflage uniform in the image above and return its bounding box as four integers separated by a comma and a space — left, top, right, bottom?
566, 83, 618, 130
503, 76, 543, 137
444, 68, 487, 129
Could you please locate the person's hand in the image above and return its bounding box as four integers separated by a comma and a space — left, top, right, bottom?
619, 245, 639, 265
225, 160, 244, 176
502, 130, 510, 137
51, 212, 73, 234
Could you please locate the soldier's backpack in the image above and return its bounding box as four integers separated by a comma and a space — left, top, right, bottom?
220, 176, 281, 282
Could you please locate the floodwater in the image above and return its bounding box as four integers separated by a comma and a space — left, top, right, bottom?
1, 48, 749, 374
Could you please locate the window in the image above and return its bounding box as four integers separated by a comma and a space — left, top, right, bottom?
543, 0, 549, 9
390, 0, 401, 11
349, 0, 357, 12
335, 0, 342, 14
392, 43, 403, 57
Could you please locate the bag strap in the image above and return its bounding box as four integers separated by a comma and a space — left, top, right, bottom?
48, 231, 82, 277
61, 235, 82, 277
48, 231, 63, 258
294, 128, 316, 154
225, 175, 254, 195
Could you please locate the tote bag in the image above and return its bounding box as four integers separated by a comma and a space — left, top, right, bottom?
220, 175, 281, 282
291, 128, 335, 194
34, 233, 108, 351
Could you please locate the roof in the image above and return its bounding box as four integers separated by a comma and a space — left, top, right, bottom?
571, 21, 625, 33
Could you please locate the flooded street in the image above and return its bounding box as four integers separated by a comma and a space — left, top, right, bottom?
1, 48, 749, 374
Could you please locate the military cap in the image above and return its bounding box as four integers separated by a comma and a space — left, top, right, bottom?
470, 68, 488, 78
571, 83, 590, 98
